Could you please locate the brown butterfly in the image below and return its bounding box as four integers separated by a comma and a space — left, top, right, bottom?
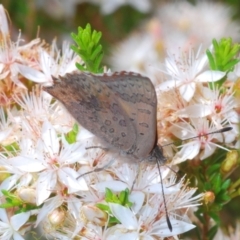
43, 71, 172, 229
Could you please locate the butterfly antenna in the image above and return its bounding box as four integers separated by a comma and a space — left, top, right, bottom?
156, 159, 172, 232
162, 126, 232, 147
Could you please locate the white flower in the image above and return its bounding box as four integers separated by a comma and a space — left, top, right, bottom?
13, 88, 75, 134
201, 87, 238, 125
0, 5, 40, 87
6, 121, 88, 205
0, 37, 24, 86
158, 47, 226, 102
106, 196, 196, 239
171, 118, 230, 163
17, 41, 80, 84
35, 190, 82, 227
176, 86, 237, 123
91, 162, 202, 239
0, 208, 31, 240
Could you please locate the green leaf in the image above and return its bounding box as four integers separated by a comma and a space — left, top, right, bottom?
206, 49, 216, 70
105, 188, 120, 203
207, 38, 240, 89
71, 23, 104, 73
212, 174, 222, 194
221, 179, 231, 190
65, 123, 79, 144
0, 202, 16, 208
119, 190, 127, 205
90, 45, 103, 61
0, 190, 23, 208
96, 203, 110, 212
108, 216, 120, 225
206, 164, 221, 175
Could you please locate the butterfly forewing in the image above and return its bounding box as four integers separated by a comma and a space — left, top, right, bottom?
44, 72, 137, 151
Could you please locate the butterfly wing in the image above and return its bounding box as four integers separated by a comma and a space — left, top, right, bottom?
95, 72, 157, 159
43, 72, 137, 151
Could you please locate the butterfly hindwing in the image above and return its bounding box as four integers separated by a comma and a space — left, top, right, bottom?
95, 72, 157, 159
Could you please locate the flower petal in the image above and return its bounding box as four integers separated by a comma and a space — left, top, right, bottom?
36, 170, 57, 205
108, 203, 138, 230
10, 212, 30, 230
177, 104, 212, 118
41, 121, 59, 156
179, 83, 195, 102
196, 70, 225, 82
58, 167, 88, 193
129, 191, 144, 213
153, 218, 195, 237
93, 181, 128, 192
35, 196, 62, 226
8, 157, 46, 172
17, 64, 48, 83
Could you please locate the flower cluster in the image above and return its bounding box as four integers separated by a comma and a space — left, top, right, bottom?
0, 4, 239, 240
155, 47, 238, 164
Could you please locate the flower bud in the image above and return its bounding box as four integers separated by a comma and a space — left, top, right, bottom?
204, 191, 215, 204
48, 208, 66, 227
221, 150, 239, 176
82, 205, 107, 226
17, 187, 36, 204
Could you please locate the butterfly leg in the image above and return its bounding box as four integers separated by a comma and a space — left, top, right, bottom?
77, 157, 115, 179
131, 163, 140, 191
85, 146, 109, 151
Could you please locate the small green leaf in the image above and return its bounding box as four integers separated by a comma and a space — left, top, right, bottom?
71, 23, 104, 73
207, 38, 240, 89
108, 216, 120, 225
96, 203, 110, 212
206, 49, 216, 70
90, 45, 103, 61
119, 190, 127, 205
65, 123, 79, 144
206, 164, 221, 175
221, 179, 231, 190
212, 174, 222, 194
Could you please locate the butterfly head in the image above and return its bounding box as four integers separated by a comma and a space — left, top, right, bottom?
147, 145, 167, 165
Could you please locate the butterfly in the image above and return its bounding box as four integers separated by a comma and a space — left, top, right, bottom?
43, 71, 166, 164
43, 71, 177, 231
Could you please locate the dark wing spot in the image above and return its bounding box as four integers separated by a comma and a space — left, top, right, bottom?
121, 132, 126, 137
101, 126, 107, 133
119, 119, 126, 127
139, 123, 149, 128
138, 109, 151, 114
109, 128, 115, 133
